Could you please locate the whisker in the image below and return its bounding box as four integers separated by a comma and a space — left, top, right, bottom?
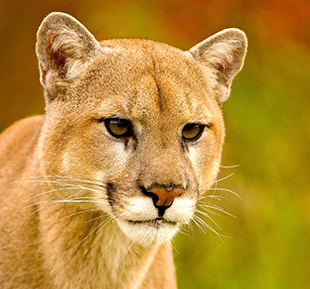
199, 194, 224, 201
171, 239, 180, 255
26, 199, 107, 208
198, 173, 235, 190
181, 220, 195, 238
54, 209, 105, 223
186, 220, 195, 236
73, 216, 112, 249
16, 175, 108, 199
198, 202, 235, 218
195, 209, 221, 229
121, 239, 137, 259
191, 216, 207, 234
95, 215, 114, 236
17, 175, 107, 189
85, 214, 109, 224
27, 199, 109, 217
177, 226, 191, 238
69, 196, 107, 200
50, 175, 107, 188
220, 164, 241, 169
30, 179, 105, 195
28, 187, 86, 200
28, 202, 54, 216
192, 215, 226, 243
200, 187, 242, 200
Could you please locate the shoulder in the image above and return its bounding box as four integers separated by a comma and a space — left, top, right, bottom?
0, 115, 45, 139
0, 115, 45, 157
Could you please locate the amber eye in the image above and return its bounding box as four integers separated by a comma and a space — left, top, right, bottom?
182, 123, 205, 141
104, 118, 132, 138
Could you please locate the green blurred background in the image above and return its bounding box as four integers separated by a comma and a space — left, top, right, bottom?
1, 0, 310, 288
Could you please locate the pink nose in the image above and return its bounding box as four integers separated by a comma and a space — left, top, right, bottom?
147, 187, 184, 207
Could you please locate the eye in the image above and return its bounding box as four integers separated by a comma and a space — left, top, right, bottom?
104, 118, 133, 138
182, 123, 205, 141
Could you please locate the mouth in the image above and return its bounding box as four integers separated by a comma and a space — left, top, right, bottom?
117, 218, 179, 246
127, 218, 177, 227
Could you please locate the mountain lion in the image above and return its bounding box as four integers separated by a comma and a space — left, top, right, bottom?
0, 12, 247, 289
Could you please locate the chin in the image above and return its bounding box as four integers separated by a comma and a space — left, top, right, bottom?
117, 219, 180, 247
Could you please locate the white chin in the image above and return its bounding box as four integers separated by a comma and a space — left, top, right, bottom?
117, 219, 179, 247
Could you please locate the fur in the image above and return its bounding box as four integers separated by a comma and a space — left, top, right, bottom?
0, 12, 247, 289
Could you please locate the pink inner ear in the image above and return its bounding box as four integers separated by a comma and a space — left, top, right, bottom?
216, 46, 240, 85
40, 65, 47, 84
44, 29, 67, 72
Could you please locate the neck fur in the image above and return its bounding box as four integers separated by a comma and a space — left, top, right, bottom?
38, 201, 158, 289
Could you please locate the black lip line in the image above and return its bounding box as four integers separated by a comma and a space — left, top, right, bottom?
127, 219, 177, 225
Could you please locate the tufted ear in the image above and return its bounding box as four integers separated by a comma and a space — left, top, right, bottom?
36, 12, 102, 101
189, 29, 247, 105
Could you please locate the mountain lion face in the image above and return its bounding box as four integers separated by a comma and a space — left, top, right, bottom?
34, 13, 247, 247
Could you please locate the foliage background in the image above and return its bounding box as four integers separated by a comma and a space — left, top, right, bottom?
1, 0, 310, 288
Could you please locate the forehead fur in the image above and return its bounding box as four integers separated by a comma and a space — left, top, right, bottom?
69, 38, 221, 125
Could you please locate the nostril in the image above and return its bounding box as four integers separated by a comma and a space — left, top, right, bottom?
144, 186, 184, 208
143, 190, 159, 206
141, 186, 184, 218
141, 188, 170, 217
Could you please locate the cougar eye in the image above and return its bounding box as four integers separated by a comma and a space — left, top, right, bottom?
104, 118, 133, 138
182, 123, 205, 141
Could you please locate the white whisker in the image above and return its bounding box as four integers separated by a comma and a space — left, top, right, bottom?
198, 202, 235, 218
192, 215, 226, 243
95, 215, 114, 236
199, 194, 223, 201
85, 214, 109, 224
28, 202, 54, 216
54, 209, 105, 223
177, 226, 191, 238
191, 216, 207, 234
121, 239, 137, 259
171, 239, 180, 255
198, 173, 234, 190
28, 187, 84, 200
195, 209, 221, 229
219, 164, 241, 169
200, 187, 242, 200
73, 216, 112, 249
27, 199, 106, 208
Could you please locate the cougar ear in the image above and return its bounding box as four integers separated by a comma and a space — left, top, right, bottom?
189, 29, 247, 105
36, 12, 102, 101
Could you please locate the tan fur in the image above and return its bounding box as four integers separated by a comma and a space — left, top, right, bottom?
0, 12, 247, 289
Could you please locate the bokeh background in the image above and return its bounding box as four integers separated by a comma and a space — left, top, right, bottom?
1, 0, 310, 288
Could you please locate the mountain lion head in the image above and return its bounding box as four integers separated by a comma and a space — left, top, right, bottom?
35, 12, 247, 247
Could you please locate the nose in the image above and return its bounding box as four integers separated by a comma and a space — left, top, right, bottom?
146, 187, 184, 208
